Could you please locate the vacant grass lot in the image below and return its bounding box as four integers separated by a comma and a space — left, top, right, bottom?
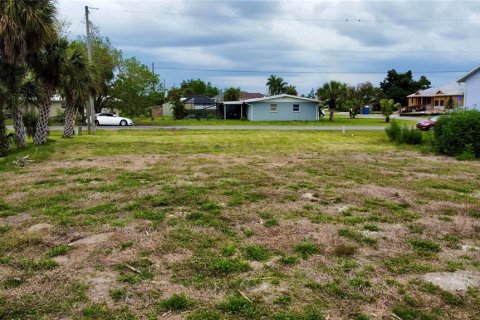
132, 115, 418, 127
0, 130, 479, 319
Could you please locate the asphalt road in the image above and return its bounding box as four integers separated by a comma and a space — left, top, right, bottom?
7, 125, 390, 131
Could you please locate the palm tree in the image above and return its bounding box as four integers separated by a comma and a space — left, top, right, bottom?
29, 38, 67, 145
59, 43, 95, 138
0, 0, 57, 150
266, 75, 287, 95
316, 80, 348, 121
0, 59, 29, 148
284, 85, 298, 96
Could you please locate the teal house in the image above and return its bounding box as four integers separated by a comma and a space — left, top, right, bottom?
223, 94, 320, 121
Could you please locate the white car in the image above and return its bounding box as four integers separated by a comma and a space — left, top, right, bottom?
95, 113, 134, 126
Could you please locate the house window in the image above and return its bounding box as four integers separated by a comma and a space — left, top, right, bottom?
270, 104, 277, 112
293, 104, 300, 112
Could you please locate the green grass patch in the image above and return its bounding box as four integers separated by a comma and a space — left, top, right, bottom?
158, 293, 194, 311
408, 238, 441, 257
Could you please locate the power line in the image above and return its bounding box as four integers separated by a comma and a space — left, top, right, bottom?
100, 8, 468, 23
152, 67, 467, 75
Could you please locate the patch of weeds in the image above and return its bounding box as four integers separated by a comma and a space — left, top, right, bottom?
323, 282, 350, 299
83, 203, 117, 215
185, 211, 231, 234
273, 307, 324, 320
1, 276, 24, 289
294, 242, 320, 259
244, 244, 270, 261
186, 309, 221, 320
109, 287, 127, 302
363, 224, 380, 232
347, 277, 371, 289
134, 209, 165, 221
384, 255, 433, 274
279, 255, 298, 266
273, 294, 292, 306
442, 234, 461, 249
242, 229, 255, 237
19, 258, 58, 271
333, 244, 358, 257
408, 224, 425, 234
221, 244, 236, 257
338, 228, 377, 246
310, 212, 335, 224
469, 209, 480, 218
218, 294, 264, 319
0, 200, 10, 211
408, 238, 441, 257
45, 244, 72, 257
264, 217, 279, 227
420, 281, 463, 306
115, 259, 153, 284
352, 313, 371, 320
158, 293, 194, 311
0, 225, 11, 234
209, 257, 251, 275
119, 240, 134, 250
199, 201, 222, 214
392, 304, 435, 320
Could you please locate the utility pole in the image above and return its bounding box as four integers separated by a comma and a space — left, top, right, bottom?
85, 6, 96, 134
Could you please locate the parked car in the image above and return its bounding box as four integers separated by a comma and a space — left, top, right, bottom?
95, 113, 134, 126
416, 115, 441, 131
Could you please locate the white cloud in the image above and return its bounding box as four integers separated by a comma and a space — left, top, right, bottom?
57, 0, 480, 93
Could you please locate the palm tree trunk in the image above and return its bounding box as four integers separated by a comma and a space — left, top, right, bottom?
0, 104, 8, 157
329, 109, 334, 121
33, 95, 51, 145
63, 103, 75, 138
11, 97, 26, 148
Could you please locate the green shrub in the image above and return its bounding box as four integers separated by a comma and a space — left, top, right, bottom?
456, 144, 476, 160
385, 122, 423, 145
399, 126, 423, 145
385, 120, 401, 141
434, 110, 480, 157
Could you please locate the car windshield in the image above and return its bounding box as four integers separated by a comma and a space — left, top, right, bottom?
430, 116, 441, 121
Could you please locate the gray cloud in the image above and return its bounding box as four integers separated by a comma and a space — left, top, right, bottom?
58, 0, 480, 95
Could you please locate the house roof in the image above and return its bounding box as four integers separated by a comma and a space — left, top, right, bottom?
407, 83, 464, 98
244, 94, 319, 104
240, 92, 265, 100
457, 65, 480, 82
182, 95, 215, 104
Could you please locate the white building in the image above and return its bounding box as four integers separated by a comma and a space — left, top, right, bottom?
457, 65, 480, 110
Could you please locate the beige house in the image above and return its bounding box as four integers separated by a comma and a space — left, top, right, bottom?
406, 83, 464, 113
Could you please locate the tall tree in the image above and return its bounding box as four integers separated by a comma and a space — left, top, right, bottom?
223, 87, 241, 101
109, 57, 162, 116
0, 0, 57, 151
379, 69, 431, 106
316, 80, 348, 121
29, 38, 67, 145
180, 79, 220, 97
266, 75, 287, 95
0, 60, 8, 156
59, 42, 95, 138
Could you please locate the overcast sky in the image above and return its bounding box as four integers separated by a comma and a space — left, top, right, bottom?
57, 0, 480, 95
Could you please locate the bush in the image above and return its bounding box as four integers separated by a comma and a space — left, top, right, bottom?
434, 110, 480, 158
399, 126, 423, 145
172, 104, 187, 120
385, 120, 401, 141
23, 109, 38, 138
385, 122, 423, 145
